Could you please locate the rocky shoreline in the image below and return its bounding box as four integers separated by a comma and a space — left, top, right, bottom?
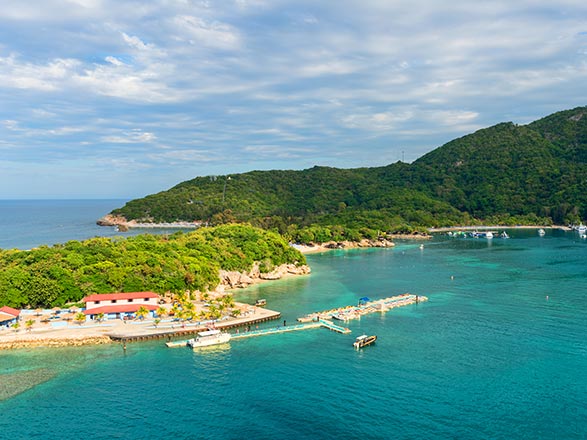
97, 214, 200, 229
219, 262, 311, 289
0, 335, 112, 350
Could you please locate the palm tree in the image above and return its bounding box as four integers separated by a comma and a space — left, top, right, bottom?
11, 322, 20, 332
153, 318, 161, 328
96, 312, 105, 323
135, 306, 150, 320
25, 319, 35, 332
156, 306, 167, 318
74, 312, 86, 325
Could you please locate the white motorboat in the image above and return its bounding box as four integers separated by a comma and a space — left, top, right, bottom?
187, 330, 231, 348
538, 229, 546, 236
353, 334, 377, 349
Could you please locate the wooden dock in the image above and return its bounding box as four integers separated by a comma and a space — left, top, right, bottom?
109, 309, 281, 344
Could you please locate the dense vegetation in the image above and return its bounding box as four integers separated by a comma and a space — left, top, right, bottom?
0, 224, 305, 309
110, 106, 587, 237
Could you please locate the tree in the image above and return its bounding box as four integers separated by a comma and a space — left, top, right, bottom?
74, 312, 86, 325
96, 312, 105, 323
135, 306, 150, 320
11, 322, 20, 332
156, 306, 167, 318
25, 319, 35, 332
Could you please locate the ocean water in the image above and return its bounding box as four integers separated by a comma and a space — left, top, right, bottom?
0, 199, 188, 250
1, 203, 587, 439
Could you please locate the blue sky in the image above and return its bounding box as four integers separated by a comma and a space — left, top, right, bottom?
1, 0, 586, 198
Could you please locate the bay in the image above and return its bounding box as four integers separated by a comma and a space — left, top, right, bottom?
0, 202, 586, 439
0, 199, 189, 250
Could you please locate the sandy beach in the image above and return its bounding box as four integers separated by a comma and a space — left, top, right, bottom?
0, 302, 279, 350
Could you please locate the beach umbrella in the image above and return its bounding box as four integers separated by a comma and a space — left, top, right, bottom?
62, 313, 74, 321
51, 307, 61, 314
35, 308, 43, 316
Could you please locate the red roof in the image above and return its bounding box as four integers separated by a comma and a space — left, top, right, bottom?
82, 292, 160, 302
83, 303, 159, 315
0, 306, 20, 317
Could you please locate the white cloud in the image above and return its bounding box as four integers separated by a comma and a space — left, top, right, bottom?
341, 110, 415, 131
102, 130, 157, 144
0, 55, 79, 91
172, 15, 241, 50
105, 56, 124, 66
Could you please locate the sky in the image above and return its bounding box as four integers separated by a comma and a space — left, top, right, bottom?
1, 1, 586, 199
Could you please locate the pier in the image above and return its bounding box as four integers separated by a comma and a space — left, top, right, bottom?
108, 308, 281, 344
165, 320, 351, 347
297, 293, 427, 323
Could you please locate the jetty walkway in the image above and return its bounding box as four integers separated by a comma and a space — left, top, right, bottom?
297, 293, 427, 323
166, 319, 351, 347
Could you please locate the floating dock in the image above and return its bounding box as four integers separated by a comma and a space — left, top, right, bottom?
319, 319, 352, 334
297, 293, 427, 323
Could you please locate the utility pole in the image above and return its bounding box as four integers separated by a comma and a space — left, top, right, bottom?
222, 176, 231, 203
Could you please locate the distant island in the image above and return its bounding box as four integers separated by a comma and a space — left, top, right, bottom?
100, 106, 587, 243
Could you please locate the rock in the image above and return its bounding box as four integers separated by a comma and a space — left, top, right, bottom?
96, 214, 128, 227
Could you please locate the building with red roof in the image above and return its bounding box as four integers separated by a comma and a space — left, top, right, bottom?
82, 292, 160, 320
0, 306, 21, 327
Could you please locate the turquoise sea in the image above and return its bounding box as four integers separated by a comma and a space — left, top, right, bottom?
1, 202, 586, 439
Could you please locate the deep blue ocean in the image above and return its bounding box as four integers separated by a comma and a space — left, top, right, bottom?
1, 201, 586, 439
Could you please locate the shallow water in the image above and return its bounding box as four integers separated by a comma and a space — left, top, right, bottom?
1, 228, 586, 439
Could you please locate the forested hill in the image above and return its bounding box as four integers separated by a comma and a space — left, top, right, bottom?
109, 106, 587, 238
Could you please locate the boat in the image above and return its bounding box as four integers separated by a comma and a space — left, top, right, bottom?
353, 334, 377, 349
331, 312, 348, 321
485, 231, 493, 239
577, 223, 587, 234
255, 299, 267, 307
187, 330, 231, 348
538, 229, 546, 236
500, 231, 509, 239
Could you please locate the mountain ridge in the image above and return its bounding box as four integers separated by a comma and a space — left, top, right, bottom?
106, 106, 587, 239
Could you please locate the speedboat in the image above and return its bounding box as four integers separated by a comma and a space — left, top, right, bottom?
578, 223, 587, 234
187, 330, 231, 348
500, 231, 509, 239
353, 334, 377, 349
538, 229, 546, 236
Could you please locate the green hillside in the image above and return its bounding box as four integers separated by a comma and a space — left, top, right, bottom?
0, 224, 304, 308
109, 106, 587, 237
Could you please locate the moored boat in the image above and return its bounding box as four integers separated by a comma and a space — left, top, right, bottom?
187, 329, 231, 348
353, 334, 377, 349
538, 228, 546, 236
255, 299, 267, 307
